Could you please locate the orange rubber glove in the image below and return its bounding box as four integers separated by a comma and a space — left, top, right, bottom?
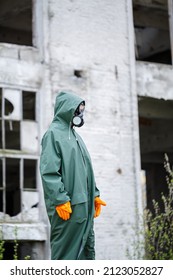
94, 197, 106, 218
56, 201, 72, 220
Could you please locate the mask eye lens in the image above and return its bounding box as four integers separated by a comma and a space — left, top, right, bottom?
73, 102, 85, 127
79, 104, 85, 113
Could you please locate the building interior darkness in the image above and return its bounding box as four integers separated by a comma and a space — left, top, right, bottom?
0, 0, 32, 46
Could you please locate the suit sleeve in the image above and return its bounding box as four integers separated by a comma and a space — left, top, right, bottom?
40, 130, 70, 206
95, 184, 100, 197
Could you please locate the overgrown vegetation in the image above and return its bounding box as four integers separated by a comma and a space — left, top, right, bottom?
128, 153, 173, 260
0, 230, 5, 260
13, 226, 19, 260
0, 226, 30, 260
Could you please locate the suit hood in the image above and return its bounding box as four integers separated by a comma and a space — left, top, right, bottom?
53, 91, 85, 125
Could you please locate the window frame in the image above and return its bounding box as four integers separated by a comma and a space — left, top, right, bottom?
0, 86, 39, 222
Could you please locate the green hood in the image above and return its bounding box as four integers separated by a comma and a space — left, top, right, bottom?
53, 91, 85, 125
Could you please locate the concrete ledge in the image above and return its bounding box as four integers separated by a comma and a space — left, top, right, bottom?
0, 57, 43, 88
0, 223, 47, 241
0, 43, 40, 63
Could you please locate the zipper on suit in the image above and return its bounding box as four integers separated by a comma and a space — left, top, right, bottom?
73, 129, 90, 194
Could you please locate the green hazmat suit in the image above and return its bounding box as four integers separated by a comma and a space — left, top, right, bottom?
40, 91, 100, 260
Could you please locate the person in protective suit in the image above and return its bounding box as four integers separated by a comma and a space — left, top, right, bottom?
40, 90, 106, 260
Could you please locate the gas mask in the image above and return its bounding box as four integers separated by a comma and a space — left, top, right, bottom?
72, 102, 85, 127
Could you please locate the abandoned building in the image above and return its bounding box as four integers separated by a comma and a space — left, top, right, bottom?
0, 0, 173, 260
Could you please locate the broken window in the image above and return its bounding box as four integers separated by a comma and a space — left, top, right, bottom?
133, 0, 172, 64
4, 89, 21, 120
0, 87, 39, 221
0, 0, 32, 46
138, 96, 173, 212
0, 157, 38, 218
0, 88, 38, 152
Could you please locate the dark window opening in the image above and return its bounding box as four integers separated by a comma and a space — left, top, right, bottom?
3, 241, 31, 260
0, 120, 2, 149
5, 120, 20, 150
22, 91, 36, 121
0, 89, 2, 149
0, 88, 2, 149
6, 158, 20, 216
3, 242, 14, 260
3, 241, 44, 260
5, 98, 14, 116
0, 88, 2, 117
133, 1, 171, 64
0, 0, 32, 46
0, 190, 2, 212
138, 96, 173, 213
0, 158, 2, 188
0, 159, 3, 212
24, 159, 36, 189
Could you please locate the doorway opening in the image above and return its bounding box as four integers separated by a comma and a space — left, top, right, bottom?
138, 96, 173, 212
